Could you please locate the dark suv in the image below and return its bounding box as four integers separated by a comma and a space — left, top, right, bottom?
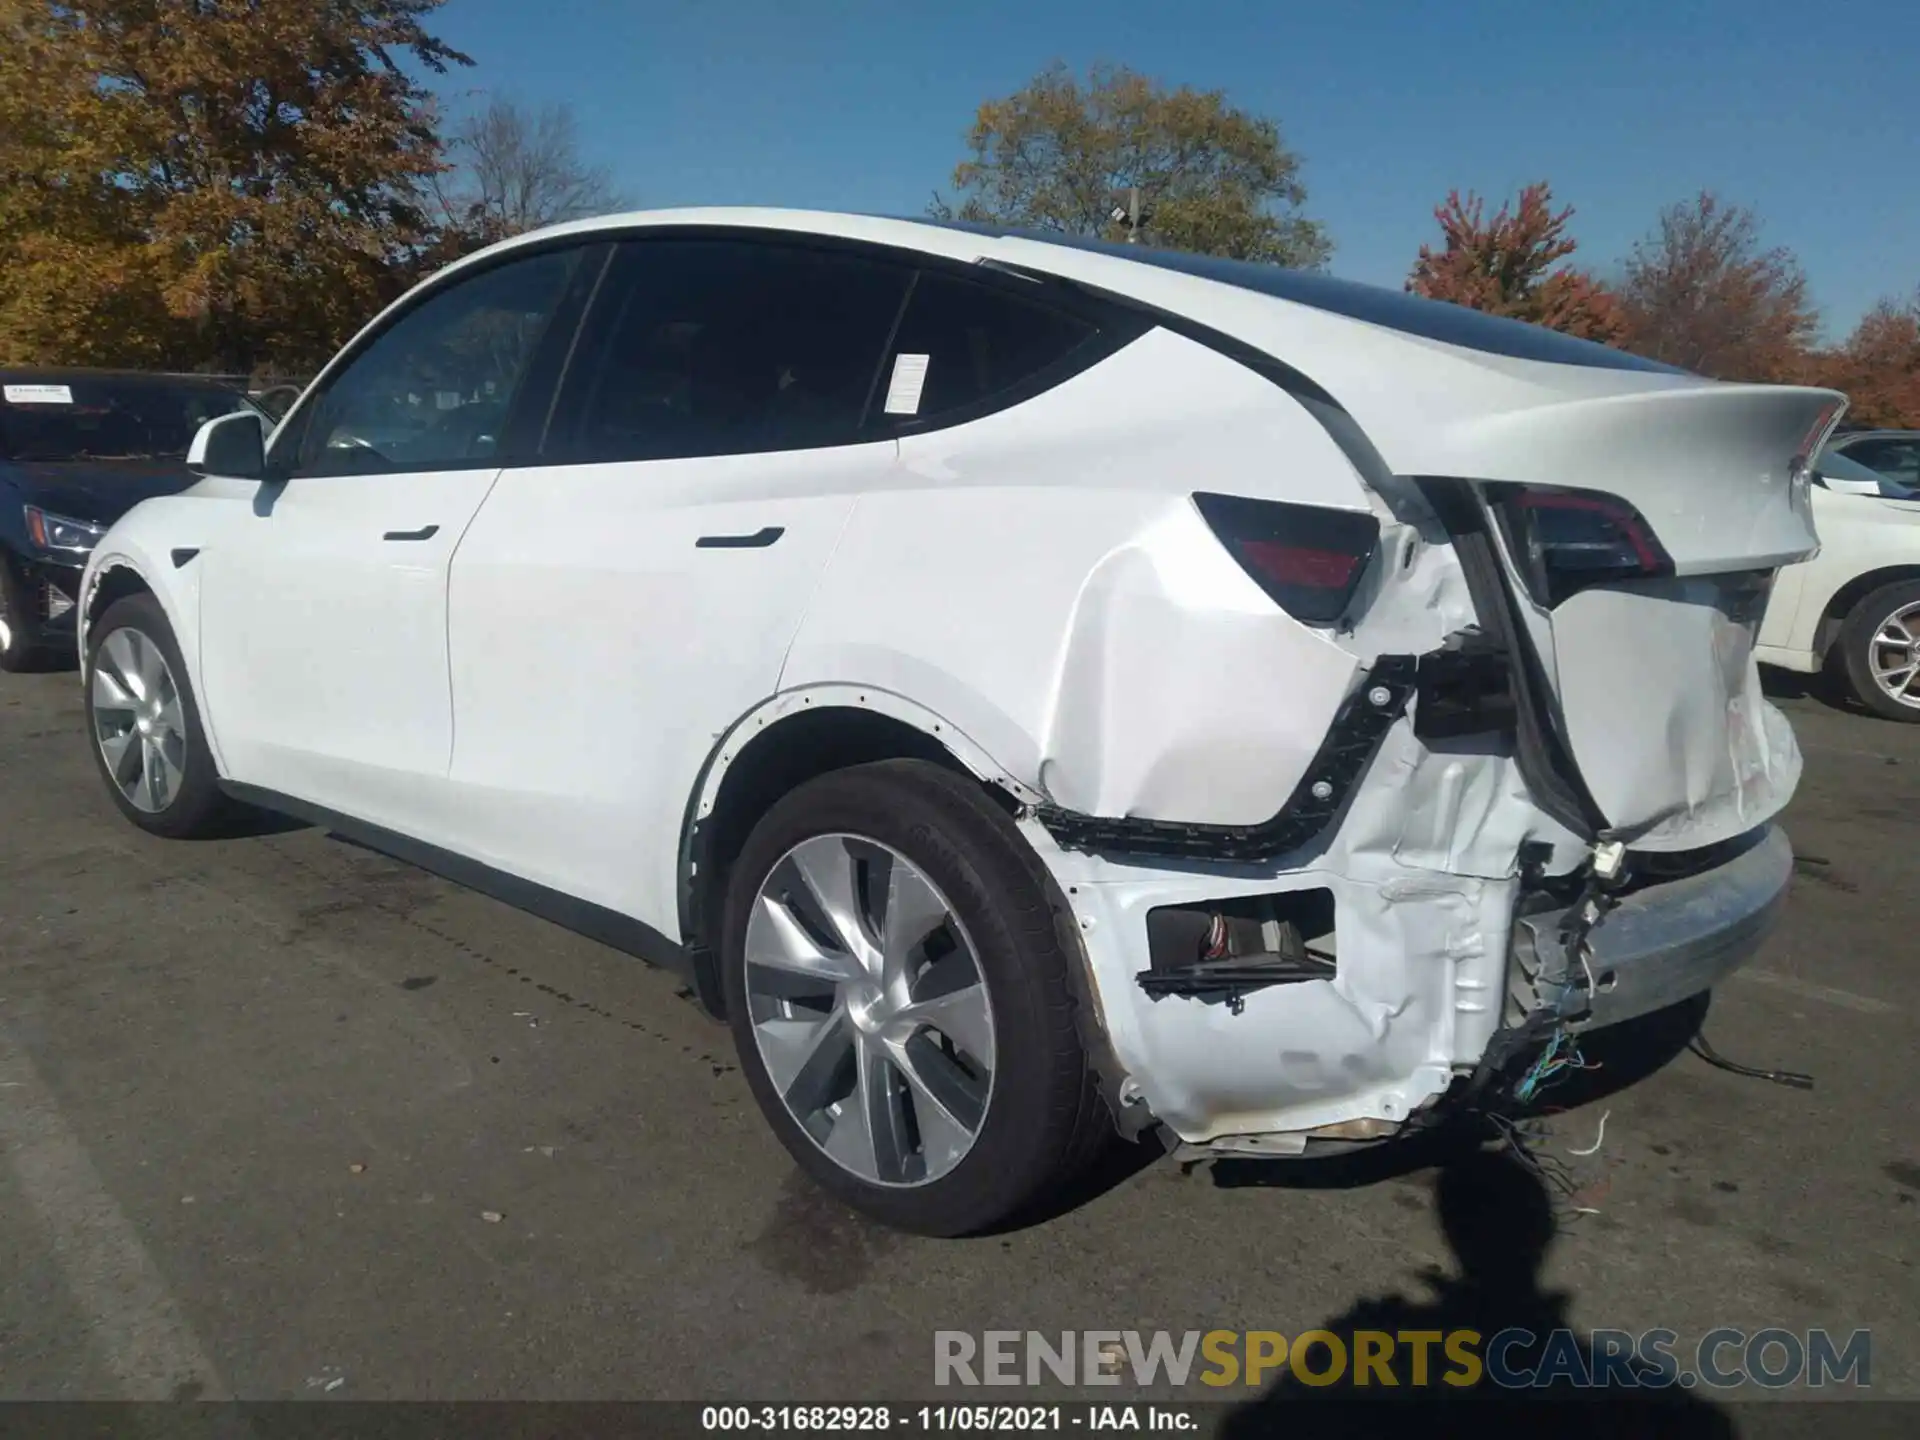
0, 369, 260, 670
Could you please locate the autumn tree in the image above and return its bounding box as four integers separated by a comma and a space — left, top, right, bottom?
430, 96, 625, 255
0, 0, 469, 374
1406, 183, 1625, 343
1616, 192, 1817, 381
934, 62, 1330, 267
1807, 292, 1920, 429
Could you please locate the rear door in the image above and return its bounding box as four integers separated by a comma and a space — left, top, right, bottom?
196, 243, 600, 833
443, 234, 914, 930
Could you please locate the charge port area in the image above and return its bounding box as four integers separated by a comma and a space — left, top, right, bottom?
1138, 888, 1337, 1014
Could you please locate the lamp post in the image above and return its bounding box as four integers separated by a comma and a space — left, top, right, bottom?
1109, 186, 1147, 243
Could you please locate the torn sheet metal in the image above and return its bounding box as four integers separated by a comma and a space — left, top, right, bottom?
1032, 713, 1541, 1143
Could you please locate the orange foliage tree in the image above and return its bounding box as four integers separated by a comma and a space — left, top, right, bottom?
0, 0, 469, 374
1803, 294, 1920, 429
1616, 193, 1817, 382
1406, 183, 1626, 343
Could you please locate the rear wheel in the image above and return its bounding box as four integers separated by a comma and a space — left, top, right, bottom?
85, 592, 237, 836
721, 759, 1110, 1236
1836, 580, 1920, 723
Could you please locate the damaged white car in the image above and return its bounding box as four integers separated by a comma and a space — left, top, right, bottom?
75, 210, 1840, 1235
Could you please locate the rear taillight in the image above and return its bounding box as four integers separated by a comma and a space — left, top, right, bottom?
1482, 483, 1672, 609
1193, 492, 1380, 625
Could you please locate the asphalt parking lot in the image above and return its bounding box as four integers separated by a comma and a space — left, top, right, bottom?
1, 663, 1915, 1420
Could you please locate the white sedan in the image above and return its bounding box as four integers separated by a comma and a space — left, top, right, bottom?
74, 209, 1836, 1233
1757, 447, 1920, 720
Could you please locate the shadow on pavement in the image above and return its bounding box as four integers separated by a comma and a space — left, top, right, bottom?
1217, 1144, 1737, 1437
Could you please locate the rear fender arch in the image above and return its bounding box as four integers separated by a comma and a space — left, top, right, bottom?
675, 684, 1044, 1014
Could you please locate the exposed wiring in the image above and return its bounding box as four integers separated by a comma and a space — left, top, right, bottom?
1568, 1108, 1610, 1157
1689, 1029, 1814, 1090
1201, 911, 1228, 961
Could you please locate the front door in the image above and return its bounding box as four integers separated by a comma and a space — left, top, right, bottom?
196, 244, 597, 833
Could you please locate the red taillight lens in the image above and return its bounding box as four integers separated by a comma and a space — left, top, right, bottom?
1483, 483, 1673, 608
1193, 492, 1380, 624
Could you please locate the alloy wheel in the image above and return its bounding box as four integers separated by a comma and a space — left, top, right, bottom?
743, 834, 996, 1188
1869, 600, 1920, 710
90, 627, 188, 813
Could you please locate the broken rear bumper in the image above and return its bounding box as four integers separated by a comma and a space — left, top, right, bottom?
1515, 824, 1792, 1032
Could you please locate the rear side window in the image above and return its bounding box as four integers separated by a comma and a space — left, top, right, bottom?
551, 240, 913, 463
878, 272, 1096, 430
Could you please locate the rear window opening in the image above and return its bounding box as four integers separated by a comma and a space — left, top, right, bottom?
1139, 887, 1337, 1012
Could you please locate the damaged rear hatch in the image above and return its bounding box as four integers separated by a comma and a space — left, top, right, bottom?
980, 235, 1845, 853
1413, 380, 1843, 851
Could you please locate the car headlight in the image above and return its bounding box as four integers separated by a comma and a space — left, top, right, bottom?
23, 505, 106, 554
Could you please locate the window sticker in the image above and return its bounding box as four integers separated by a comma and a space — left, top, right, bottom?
4, 384, 75, 404
881, 353, 930, 415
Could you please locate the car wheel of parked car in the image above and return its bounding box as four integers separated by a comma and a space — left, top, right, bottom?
721, 759, 1111, 1236
85, 592, 236, 836
0, 561, 52, 673
1836, 579, 1920, 723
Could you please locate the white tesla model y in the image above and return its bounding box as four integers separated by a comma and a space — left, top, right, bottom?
75, 209, 1841, 1234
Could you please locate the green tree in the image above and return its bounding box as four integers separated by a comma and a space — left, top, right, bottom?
0, 0, 470, 374
935, 62, 1330, 268
1406, 183, 1626, 344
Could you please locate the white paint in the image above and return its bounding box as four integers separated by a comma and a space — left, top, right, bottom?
194, 467, 500, 836
4, 383, 72, 403
1760, 484, 1920, 668
882, 353, 930, 415
74, 206, 1816, 1148
0, 1026, 227, 1399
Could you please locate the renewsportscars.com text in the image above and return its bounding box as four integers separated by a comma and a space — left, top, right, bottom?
933, 1328, 1871, 1391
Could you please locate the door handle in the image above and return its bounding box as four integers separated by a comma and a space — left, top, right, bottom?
695, 526, 784, 549
383, 525, 440, 542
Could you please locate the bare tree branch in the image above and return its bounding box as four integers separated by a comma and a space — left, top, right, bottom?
433, 95, 627, 250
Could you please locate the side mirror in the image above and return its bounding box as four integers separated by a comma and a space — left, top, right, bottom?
187, 410, 267, 480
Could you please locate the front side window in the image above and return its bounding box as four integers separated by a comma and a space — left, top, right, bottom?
292, 247, 583, 477
878, 272, 1097, 431
553, 239, 913, 464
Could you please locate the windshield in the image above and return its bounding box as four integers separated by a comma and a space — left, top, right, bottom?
0, 376, 255, 463
1817, 445, 1919, 497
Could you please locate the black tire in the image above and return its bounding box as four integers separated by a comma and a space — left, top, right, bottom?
84, 592, 238, 837
0, 559, 54, 673
721, 759, 1111, 1236
1835, 579, 1920, 723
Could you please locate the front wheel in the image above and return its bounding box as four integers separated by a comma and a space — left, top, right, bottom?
85, 592, 238, 836
721, 760, 1111, 1236
1835, 579, 1920, 723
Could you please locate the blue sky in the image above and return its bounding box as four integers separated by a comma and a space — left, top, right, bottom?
430, 0, 1917, 340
